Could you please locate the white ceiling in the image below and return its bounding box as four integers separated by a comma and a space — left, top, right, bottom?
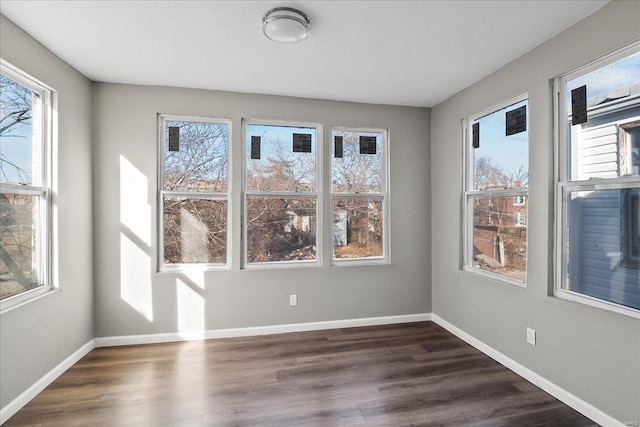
0, 1, 609, 107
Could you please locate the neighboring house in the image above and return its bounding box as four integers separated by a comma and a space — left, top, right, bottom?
473, 194, 528, 271
569, 83, 640, 309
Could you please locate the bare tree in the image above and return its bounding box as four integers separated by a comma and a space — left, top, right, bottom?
245, 139, 317, 262
332, 132, 383, 258
332, 132, 382, 194
247, 139, 316, 192
472, 156, 528, 274
504, 165, 529, 188
1, 75, 37, 299
474, 156, 506, 190
475, 156, 528, 190
0, 75, 32, 183
164, 122, 228, 192
163, 121, 228, 264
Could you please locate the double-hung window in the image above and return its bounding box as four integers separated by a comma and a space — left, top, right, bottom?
159, 116, 231, 269
331, 128, 388, 263
554, 44, 640, 315
463, 95, 529, 285
0, 61, 53, 309
243, 121, 320, 266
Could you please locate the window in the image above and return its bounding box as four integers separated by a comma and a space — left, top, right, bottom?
159, 116, 230, 269
463, 95, 529, 285
623, 189, 639, 267
331, 129, 388, 262
1, 61, 53, 309
620, 121, 640, 176
244, 121, 320, 265
555, 44, 640, 315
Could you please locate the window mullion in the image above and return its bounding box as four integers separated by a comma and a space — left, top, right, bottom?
466, 189, 528, 198
163, 190, 228, 200
331, 193, 384, 200
245, 191, 317, 199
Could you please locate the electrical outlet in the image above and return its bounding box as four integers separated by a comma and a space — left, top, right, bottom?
526, 327, 536, 346
289, 294, 298, 307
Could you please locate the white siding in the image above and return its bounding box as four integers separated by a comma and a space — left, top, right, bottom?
572, 123, 640, 309
575, 124, 619, 179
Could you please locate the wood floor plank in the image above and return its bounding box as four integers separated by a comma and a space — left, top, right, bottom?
4, 322, 596, 426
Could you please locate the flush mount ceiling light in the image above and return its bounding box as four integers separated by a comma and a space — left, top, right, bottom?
262, 7, 310, 43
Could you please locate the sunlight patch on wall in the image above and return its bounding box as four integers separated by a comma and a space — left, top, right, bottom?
182, 269, 206, 290
120, 234, 153, 321
177, 278, 204, 339
120, 155, 151, 246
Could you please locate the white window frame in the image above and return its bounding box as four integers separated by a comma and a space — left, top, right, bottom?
330, 127, 390, 266
242, 119, 322, 269
0, 60, 55, 312
625, 189, 639, 265
157, 114, 232, 272
514, 212, 526, 227
553, 42, 640, 318
462, 93, 529, 288
513, 195, 525, 206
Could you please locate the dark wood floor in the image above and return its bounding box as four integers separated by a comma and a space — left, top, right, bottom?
6, 322, 596, 426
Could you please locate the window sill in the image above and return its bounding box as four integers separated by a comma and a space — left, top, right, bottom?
331, 258, 392, 267
243, 260, 320, 271
461, 265, 527, 289
0, 286, 59, 315
158, 263, 231, 273
554, 288, 640, 319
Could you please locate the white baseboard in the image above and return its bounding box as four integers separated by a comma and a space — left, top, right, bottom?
1, 339, 96, 425
430, 314, 623, 427
95, 313, 432, 347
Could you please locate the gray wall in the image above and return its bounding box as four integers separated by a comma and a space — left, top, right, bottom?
0, 15, 94, 407
431, 1, 640, 423
92, 83, 431, 337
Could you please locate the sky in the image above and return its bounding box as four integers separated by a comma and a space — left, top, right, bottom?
245, 124, 317, 158
566, 51, 640, 111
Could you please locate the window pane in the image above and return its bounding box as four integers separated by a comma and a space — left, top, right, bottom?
0, 74, 37, 185
246, 124, 316, 192
332, 131, 383, 194
470, 195, 527, 281
566, 52, 640, 180
246, 197, 316, 263
164, 121, 228, 192
629, 190, 640, 261
620, 121, 640, 176
163, 197, 227, 264
333, 198, 383, 259
563, 188, 639, 310
0, 193, 41, 299
472, 100, 529, 190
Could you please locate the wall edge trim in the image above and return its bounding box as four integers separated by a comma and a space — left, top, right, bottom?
1, 339, 96, 425
431, 313, 624, 427
95, 313, 432, 347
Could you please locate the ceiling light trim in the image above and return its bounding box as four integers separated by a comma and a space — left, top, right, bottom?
262, 7, 310, 43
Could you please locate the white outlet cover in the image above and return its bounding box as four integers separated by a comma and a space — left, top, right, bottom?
526, 327, 536, 346
289, 294, 297, 306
